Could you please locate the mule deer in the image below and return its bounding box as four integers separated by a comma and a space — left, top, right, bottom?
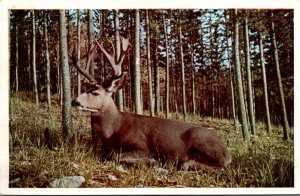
71, 37, 231, 170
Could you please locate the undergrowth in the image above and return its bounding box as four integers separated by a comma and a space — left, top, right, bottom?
9, 92, 294, 188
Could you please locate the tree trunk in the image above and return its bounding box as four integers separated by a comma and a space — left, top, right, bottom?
59, 10, 73, 137
134, 9, 142, 115
15, 22, 19, 92
155, 40, 160, 116
163, 14, 170, 119
88, 9, 94, 78
234, 9, 250, 141
243, 13, 255, 135
146, 10, 154, 117
32, 10, 39, 105
178, 17, 187, 122
77, 9, 81, 97
114, 9, 124, 112
44, 11, 51, 108
270, 12, 289, 140
259, 32, 272, 134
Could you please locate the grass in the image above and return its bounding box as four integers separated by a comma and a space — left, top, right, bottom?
9, 92, 294, 188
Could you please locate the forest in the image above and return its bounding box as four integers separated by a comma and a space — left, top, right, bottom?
8, 9, 294, 188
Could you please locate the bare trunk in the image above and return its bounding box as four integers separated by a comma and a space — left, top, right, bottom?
15, 23, 19, 92
146, 10, 154, 117
234, 9, 250, 141
259, 32, 272, 134
243, 14, 255, 135
32, 10, 39, 105
114, 9, 124, 112
59, 10, 73, 137
155, 41, 160, 116
178, 17, 187, 122
77, 10, 81, 97
163, 14, 170, 119
44, 11, 51, 108
134, 9, 142, 115
270, 13, 289, 140
88, 9, 94, 78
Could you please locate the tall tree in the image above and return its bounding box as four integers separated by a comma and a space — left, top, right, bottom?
15, 19, 19, 92
114, 9, 124, 112
178, 15, 187, 122
243, 12, 256, 135
146, 10, 154, 117
163, 12, 170, 119
88, 9, 94, 78
32, 10, 39, 105
233, 9, 250, 141
134, 9, 142, 115
258, 31, 272, 134
77, 9, 81, 96
59, 10, 73, 137
270, 12, 289, 140
44, 11, 51, 108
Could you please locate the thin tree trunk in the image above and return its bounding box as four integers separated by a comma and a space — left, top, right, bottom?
114, 9, 124, 112
234, 9, 250, 141
163, 14, 170, 119
178, 17, 187, 122
259, 32, 272, 134
77, 9, 81, 96
44, 11, 51, 108
32, 10, 39, 105
59, 10, 73, 137
15, 22, 19, 92
146, 10, 154, 117
88, 9, 94, 78
270, 12, 289, 140
155, 40, 160, 116
244, 13, 255, 135
134, 9, 142, 115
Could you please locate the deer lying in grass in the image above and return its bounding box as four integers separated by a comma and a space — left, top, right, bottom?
71, 37, 231, 170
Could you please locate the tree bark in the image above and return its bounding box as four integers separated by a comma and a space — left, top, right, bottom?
77, 9, 81, 96
59, 10, 73, 137
163, 14, 170, 119
32, 10, 39, 105
15, 21, 19, 92
114, 9, 124, 112
88, 9, 94, 78
270, 12, 289, 140
243, 13, 256, 135
178, 17, 187, 122
146, 10, 154, 117
234, 9, 250, 141
155, 40, 160, 116
258, 32, 272, 134
134, 9, 143, 115
44, 11, 51, 108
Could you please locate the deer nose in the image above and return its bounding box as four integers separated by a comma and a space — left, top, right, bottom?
71, 100, 80, 107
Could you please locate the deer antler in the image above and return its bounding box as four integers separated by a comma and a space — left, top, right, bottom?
94, 36, 130, 76
69, 39, 98, 84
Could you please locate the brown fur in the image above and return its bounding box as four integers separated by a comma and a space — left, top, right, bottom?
72, 73, 231, 170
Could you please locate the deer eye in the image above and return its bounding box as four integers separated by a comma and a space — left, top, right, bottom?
92, 92, 100, 96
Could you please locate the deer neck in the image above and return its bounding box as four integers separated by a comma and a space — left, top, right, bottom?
91, 99, 122, 138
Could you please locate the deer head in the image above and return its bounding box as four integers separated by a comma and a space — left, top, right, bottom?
71, 36, 130, 112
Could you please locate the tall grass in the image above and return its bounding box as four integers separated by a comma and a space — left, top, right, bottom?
9, 92, 294, 187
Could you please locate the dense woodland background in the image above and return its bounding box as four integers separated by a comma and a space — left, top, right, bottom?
9, 9, 293, 140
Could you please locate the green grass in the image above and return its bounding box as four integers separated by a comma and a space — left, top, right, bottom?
9, 92, 294, 187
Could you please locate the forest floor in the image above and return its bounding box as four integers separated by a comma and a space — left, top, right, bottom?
8, 92, 294, 188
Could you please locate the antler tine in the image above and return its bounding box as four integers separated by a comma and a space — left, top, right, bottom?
94, 38, 119, 75
116, 36, 131, 67
69, 40, 98, 84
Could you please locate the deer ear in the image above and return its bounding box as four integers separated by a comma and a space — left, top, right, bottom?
105, 72, 127, 93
